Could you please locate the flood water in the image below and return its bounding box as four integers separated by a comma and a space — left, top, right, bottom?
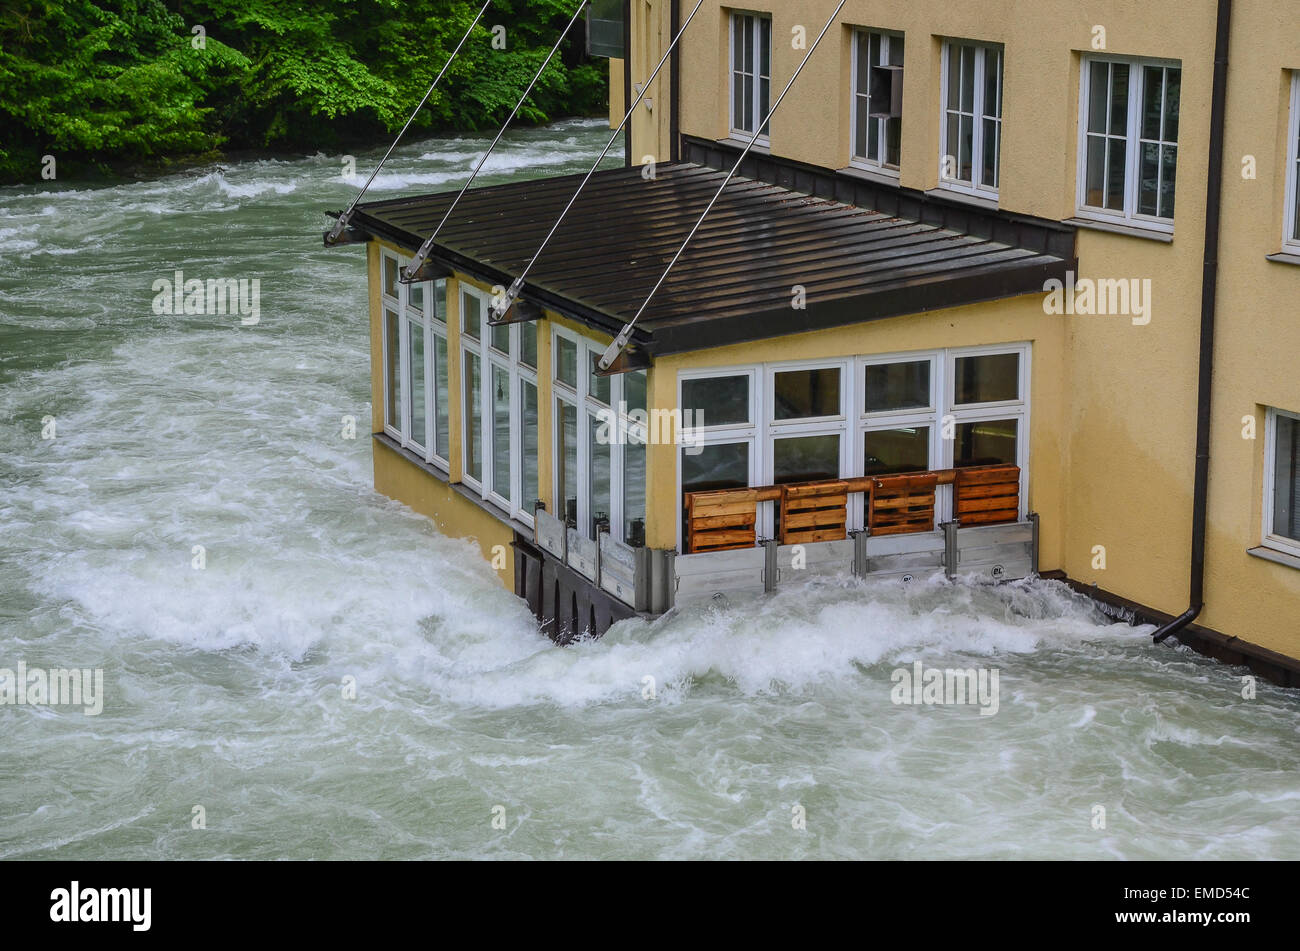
1, 120, 1298, 860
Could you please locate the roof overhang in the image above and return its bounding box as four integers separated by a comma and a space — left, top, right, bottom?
335, 162, 1076, 363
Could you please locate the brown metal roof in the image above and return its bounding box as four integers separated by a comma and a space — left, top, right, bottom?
345, 161, 1074, 356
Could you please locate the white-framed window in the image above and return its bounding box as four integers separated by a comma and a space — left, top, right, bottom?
460, 284, 539, 525
552, 325, 648, 547
1283, 72, 1300, 253
677, 345, 1031, 550
1263, 407, 1300, 558
380, 249, 449, 470
851, 28, 904, 172
1077, 56, 1181, 232
939, 40, 1003, 197
730, 11, 772, 141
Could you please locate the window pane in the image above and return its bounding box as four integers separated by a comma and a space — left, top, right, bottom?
1106, 137, 1127, 211
623, 438, 646, 547
1139, 141, 1160, 216
1085, 136, 1106, 206
981, 117, 999, 189
1087, 61, 1108, 133
865, 427, 931, 476
864, 360, 930, 413
462, 291, 481, 340
760, 17, 770, 78
682, 442, 749, 495
434, 335, 449, 459
624, 369, 647, 415
588, 414, 612, 537
983, 50, 1001, 120
1273, 415, 1300, 540
589, 352, 610, 404
383, 256, 398, 300
954, 419, 1018, 468
520, 321, 537, 368
464, 352, 482, 481
773, 434, 840, 484
523, 380, 539, 508
1109, 63, 1129, 136
774, 367, 840, 420
1163, 68, 1181, 142
960, 47, 975, 112
491, 320, 510, 355
409, 282, 424, 315
492, 365, 511, 500
433, 280, 446, 323
959, 114, 974, 182
384, 309, 401, 431
682, 375, 749, 426
1142, 66, 1164, 141
954, 353, 1020, 404
889, 35, 904, 68
885, 116, 902, 167
946, 46, 960, 111
557, 400, 578, 527
408, 321, 427, 448
555, 335, 577, 389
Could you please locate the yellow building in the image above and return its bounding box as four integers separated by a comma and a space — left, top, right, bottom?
328, 0, 1300, 685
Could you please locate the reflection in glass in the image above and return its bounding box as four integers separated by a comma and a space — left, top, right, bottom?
589, 352, 610, 405
623, 438, 646, 547
954, 352, 1019, 404
464, 352, 482, 481
556, 336, 578, 389
492, 365, 511, 499
434, 335, 449, 459
557, 400, 578, 527
774, 367, 840, 420
624, 369, 647, 415
384, 310, 401, 431
864, 360, 929, 413
588, 414, 611, 537
523, 381, 539, 507
864, 427, 929, 476
520, 321, 537, 368
682, 442, 749, 495
408, 321, 427, 449
1272, 414, 1299, 541
681, 375, 749, 426
773, 434, 840, 484
462, 291, 481, 340
954, 419, 1017, 468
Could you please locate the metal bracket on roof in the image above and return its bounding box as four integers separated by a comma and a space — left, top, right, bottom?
321, 217, 369, 247
593, 344, 651, 377
404, 258, 454, 282
487, 296, 543, 325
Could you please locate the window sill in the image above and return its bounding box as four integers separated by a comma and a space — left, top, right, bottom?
372, 432, 536, 538
924, 187, 999, 211
840, 164, 901, 188
1247, 545, 1300, 571
1065, 217, 1173, 243
718, 136, 770, 155
1265, 251, 1300, 267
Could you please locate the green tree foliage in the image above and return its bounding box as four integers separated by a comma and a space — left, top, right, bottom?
0, 0, 609, 182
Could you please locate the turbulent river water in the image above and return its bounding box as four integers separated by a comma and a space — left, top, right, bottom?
1, 119, 1298, 860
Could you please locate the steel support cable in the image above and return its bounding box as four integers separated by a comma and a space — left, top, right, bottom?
598, 0, 848, 371
401, 0, 591, 283
325, 0, 493, 246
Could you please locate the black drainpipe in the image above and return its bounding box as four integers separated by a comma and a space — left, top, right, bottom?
1152, 0, 1231, 644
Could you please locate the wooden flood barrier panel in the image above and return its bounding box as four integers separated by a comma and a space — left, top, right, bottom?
778, 480, 849, 545
868, 472, 939, 536
683, 486, 779, 553
954, 464, 1021, 526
